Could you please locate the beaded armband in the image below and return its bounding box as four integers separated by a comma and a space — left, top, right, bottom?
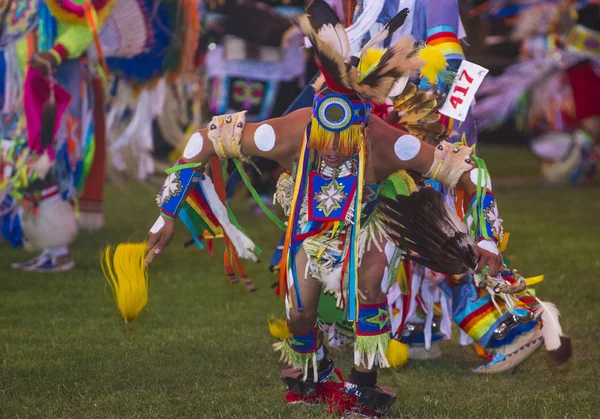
355, 302, 394, 369
156, 158, 204, 219
356, 302, 392, 336
425, 140, 473, 189
467, 190, 503, 244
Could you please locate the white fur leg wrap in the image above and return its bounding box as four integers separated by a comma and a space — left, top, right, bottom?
199, 176, 257, 261
21, 198, 78, 251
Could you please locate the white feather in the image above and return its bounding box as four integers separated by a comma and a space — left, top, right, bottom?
535, 300, 564, 351
388, 75, 409, 98
317, 23, 351, 59
199, 176, 257, 261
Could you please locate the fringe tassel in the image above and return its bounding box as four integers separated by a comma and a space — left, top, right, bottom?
273, 339, 318, 382
354, 333, 397, 369
308, 117, 363, 156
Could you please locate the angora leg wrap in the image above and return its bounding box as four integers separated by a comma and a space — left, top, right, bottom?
21, 198, 78, 251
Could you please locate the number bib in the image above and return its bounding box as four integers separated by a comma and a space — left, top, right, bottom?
439, 60, 489, 122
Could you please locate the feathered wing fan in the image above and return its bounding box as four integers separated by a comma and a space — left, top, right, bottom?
379, 188, 477, 276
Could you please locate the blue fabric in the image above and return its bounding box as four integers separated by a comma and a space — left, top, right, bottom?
0, 197, 23, 248
269, 233, 285, 266
282, 75, 317, 116
37, 1, 57, 52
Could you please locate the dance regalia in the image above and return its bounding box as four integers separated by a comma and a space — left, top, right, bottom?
473, 0, 600, 184
102, 0, 202, 181
1, 0, 110, 269
145, 2, 572, 416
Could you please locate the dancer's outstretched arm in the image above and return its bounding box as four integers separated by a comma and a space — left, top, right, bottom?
369, 115, 503, 275
145, 108, 312, 263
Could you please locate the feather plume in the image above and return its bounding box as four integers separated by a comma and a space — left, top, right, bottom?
298, 14, 352, 89
101, 243, 149, 323
418, 45, 447, 84
388, 75, 409, 97
379, 188, 477, 275
298, 4, 423, 103
393, 82, 417, 105
399, 100, 437, 123
353, 37, 423, 103
535, 300, 563, 350
535, 300, 572, 367
406, 122, 444, 145
358, 8, 410, 57
305, 0, 351, 58
392, 82, 444, 144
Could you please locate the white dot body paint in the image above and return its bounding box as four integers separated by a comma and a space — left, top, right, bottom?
470, 168, 492, 190
394, 135, 421, 161
183, 132, 204, 159
150, 216, 165, 234
254, 124, 276, 152
477, 239, 500, 255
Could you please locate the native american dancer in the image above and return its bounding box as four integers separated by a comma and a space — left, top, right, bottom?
473, 0, 600, 185
267, 0, 481, 364
144, 2, 570, 416
0, 0, 112, 271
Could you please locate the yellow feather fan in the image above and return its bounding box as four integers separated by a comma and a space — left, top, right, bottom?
418, 46, 447, 84
101, 243, 149, 323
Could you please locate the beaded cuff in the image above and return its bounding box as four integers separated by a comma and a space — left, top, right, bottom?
156, 158, 203, 219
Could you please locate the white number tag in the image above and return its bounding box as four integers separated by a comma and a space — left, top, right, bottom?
439, 60, 489, 122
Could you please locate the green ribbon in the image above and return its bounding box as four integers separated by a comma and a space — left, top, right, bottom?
232, 159, 286, 231
165, 162, 203, 175
464, 155, 492, 241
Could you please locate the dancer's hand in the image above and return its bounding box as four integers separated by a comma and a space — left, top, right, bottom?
30, 52, 58, 75
145, 216, 175, 265
476, 240, 502, 276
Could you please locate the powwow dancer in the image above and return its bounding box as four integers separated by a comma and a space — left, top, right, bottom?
144, 1, 570, 416
1, 0, 110, 271
473, 0, 600, 184
267, 0, 483, 362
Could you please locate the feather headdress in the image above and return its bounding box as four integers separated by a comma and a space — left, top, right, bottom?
298, 1, 423, 155
299, 1, 423, 104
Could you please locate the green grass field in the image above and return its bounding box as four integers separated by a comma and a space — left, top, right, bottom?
1, 146, 599, 418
